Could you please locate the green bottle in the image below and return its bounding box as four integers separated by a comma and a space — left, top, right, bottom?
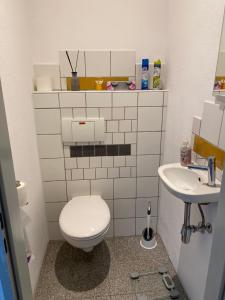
153, 59, 161, 90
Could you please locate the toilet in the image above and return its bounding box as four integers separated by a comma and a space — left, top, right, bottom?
59, 195, 110, 252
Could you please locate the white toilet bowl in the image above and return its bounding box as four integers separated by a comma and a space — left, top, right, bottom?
59, 195, 110, 252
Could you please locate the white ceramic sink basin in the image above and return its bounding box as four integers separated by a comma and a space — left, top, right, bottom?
158, 163, 221, 203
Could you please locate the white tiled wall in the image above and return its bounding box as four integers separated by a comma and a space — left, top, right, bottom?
33, 90, 167, 239
59, 50, 136, 79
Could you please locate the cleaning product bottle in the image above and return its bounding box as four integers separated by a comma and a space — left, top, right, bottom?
153, 59, 161, 89
141, 59, 150, 90
180, 140, 192, 166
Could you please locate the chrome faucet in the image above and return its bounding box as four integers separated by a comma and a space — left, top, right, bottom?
187, 156, 216, 187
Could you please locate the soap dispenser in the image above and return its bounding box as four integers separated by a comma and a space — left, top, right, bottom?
180, 140, 191, 166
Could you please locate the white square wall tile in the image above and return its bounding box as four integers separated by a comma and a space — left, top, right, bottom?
125, 107, 137, 120
105, 133, 113, 144
131, 167, 136, 177
200, 101, 223, 145
48, 222, 63, 240
126, 156, 136, 167
137, 132, 161, 154
100, 108, 112, 120
85, 50, 110, 77
73, 108, 86, 118
138, 91, 163, 107
113, 107, 124, 120
114, 219, 135, 237
67, 180, 90, 199
120, 167, 131, 177
86, 92, 111, 108
91, 179, 113, 199
131, 144, 136, 155
119, 120, 131, 132
114, 178, 136, 198
192, 116, 202, 135
59, 50, 85, 77
59, 93, 86, 107
40, 158, 65, 181
72, 169, 83, 180
102, 157, 113, 168
64, 146, 70, 158
87, 108, 99, 118
137, 177, 159, 197
114, 156, 125, 167
37, 135, 63, 158
114, 198, 135, 218
113, 133, 124, 144
66, 170, 72, 180
136, 197, 158, 217
96, 168, 107, 179
162, 107, 167, 131
46, 202, 66, 221
65, 158, 77, 169
125, 133, 136, 144
136, 217, 157, 235
61, 108, 73, 118
35, 109, 61, 134
84, 168, 95, 179
138, 107, 162, 131
108, 168, 119, 178
113, 93, 137, 107
137, 155, 160, 177
33, 93, 59, 109
219, 114, 225, 150
90, 157, 101, 168
77, 157, 89, 168
132, 120, 137, 132
110, 50, 136, 76
43, 181, 67, 203
107, 120, 118, 132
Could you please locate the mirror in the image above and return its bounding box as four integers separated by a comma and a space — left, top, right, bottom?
214, 14, 225, 93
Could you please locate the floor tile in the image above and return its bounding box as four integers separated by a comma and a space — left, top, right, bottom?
35, 236, 188, 300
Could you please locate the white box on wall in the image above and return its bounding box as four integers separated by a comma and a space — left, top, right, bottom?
62, 117, 105, 143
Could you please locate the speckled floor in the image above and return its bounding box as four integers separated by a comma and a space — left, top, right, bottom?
35, 235, 188, 300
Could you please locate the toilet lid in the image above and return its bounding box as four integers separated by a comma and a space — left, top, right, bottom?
59, 195, 110, 239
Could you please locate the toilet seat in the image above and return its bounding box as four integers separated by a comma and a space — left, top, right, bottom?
59, 195, 110, 240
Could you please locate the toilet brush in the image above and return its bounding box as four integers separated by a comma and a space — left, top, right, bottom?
140, 201, 157, 249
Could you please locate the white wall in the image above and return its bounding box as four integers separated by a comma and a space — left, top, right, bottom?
31, 0, 167, 64
159, 1, 225, 300
0, 0, 49, 292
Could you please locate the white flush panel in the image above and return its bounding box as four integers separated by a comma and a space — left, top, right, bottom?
62, 117, 104, 143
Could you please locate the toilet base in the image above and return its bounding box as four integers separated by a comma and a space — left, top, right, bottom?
60, 224, 110, 252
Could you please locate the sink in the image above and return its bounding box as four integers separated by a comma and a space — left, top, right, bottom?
158, 163, 221, 203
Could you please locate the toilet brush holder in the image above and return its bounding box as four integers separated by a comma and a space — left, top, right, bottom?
140, 227, 157, 250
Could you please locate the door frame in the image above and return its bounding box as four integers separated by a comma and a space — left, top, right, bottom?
204, 165, 225, 300
0, 79, 33, 299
